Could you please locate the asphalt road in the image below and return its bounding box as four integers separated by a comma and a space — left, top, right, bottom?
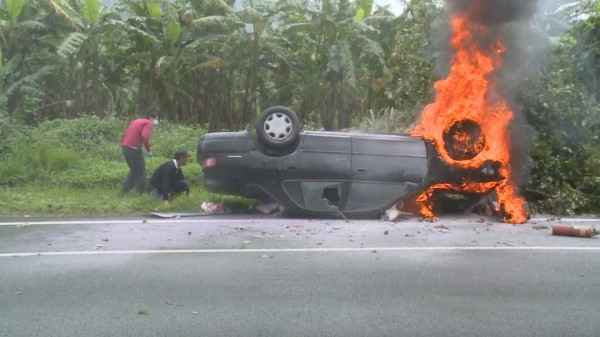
1, 213, 599, 337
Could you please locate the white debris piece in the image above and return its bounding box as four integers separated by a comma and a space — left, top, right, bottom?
201, 201, 225, 214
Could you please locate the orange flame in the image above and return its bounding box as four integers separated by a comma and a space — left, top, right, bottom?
410, 14, 528, 224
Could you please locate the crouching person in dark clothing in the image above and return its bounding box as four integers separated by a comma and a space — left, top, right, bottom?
147, 150, 191, 205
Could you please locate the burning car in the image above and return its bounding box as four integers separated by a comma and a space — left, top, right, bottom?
197, 0, 533, 224
197, 106, 506, 220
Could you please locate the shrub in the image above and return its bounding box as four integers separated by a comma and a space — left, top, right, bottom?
151, 121, 205, 159
0, 118, 34, 160
0, 142, 84, 186
35, 116, 126, 161
0, 116, 206, 189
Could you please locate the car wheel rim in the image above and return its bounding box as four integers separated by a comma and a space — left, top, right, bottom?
443, 119, 485, 161
264, 113, 292, 141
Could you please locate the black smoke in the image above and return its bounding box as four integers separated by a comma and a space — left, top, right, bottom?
446, 0, 538, 26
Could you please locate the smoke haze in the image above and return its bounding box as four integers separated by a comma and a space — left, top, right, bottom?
446, 0, 538, 25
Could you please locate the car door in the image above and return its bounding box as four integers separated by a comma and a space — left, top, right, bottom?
345, 135, 428, 213
280, 131, 351, 212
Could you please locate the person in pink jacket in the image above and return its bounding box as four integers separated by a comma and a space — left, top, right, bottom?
120, 110, 159, 195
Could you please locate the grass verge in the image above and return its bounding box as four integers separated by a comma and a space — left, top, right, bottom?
0, 185, 256, 217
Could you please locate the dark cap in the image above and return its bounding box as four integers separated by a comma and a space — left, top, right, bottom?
146, 110, 159, 118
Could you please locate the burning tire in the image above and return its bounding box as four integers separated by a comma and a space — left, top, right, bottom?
443, 119, 485, 161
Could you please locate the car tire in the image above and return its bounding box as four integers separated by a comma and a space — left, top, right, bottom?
255, 106, 300, 150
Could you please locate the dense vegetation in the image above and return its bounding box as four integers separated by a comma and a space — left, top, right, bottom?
0, 0, 599, 216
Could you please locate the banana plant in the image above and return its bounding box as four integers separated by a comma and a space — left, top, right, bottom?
0, 0, 66, 121
107, 0, 193, 118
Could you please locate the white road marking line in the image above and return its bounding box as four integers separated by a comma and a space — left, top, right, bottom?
534, 218, 600, 222
0, 217, 597, 227
2, 246, 600, 258
0, 219, 284, 226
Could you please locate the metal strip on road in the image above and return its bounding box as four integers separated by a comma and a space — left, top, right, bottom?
2, 246, 600, 258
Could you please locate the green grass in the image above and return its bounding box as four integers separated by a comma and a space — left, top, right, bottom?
0, 185, 255, 216
0, 117, 256, 216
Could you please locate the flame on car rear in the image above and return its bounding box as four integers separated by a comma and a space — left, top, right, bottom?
410, 6, 528, 224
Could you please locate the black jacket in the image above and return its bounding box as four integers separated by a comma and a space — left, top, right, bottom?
149, 160, 187, 200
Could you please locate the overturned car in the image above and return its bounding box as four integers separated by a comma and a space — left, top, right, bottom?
197, 106, 503, 219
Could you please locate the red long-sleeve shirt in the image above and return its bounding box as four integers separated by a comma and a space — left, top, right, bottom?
121, 118, 154, 151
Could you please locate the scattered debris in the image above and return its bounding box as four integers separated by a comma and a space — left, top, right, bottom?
384, 202, 407, 221
201, 201, 225, 214
166, 301, 184, 307
319, 197, 348, 222
433, 223, 450, 233
464, 195, 497, 217
93, 244, 102, 250
533, 225, 549, 230
253, 202, 280, 214
384, 230, 389, 235
190, 311, 200, 315
15, 291, 23, 295
138, 309, 149, 315
552, 224, 598, 238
